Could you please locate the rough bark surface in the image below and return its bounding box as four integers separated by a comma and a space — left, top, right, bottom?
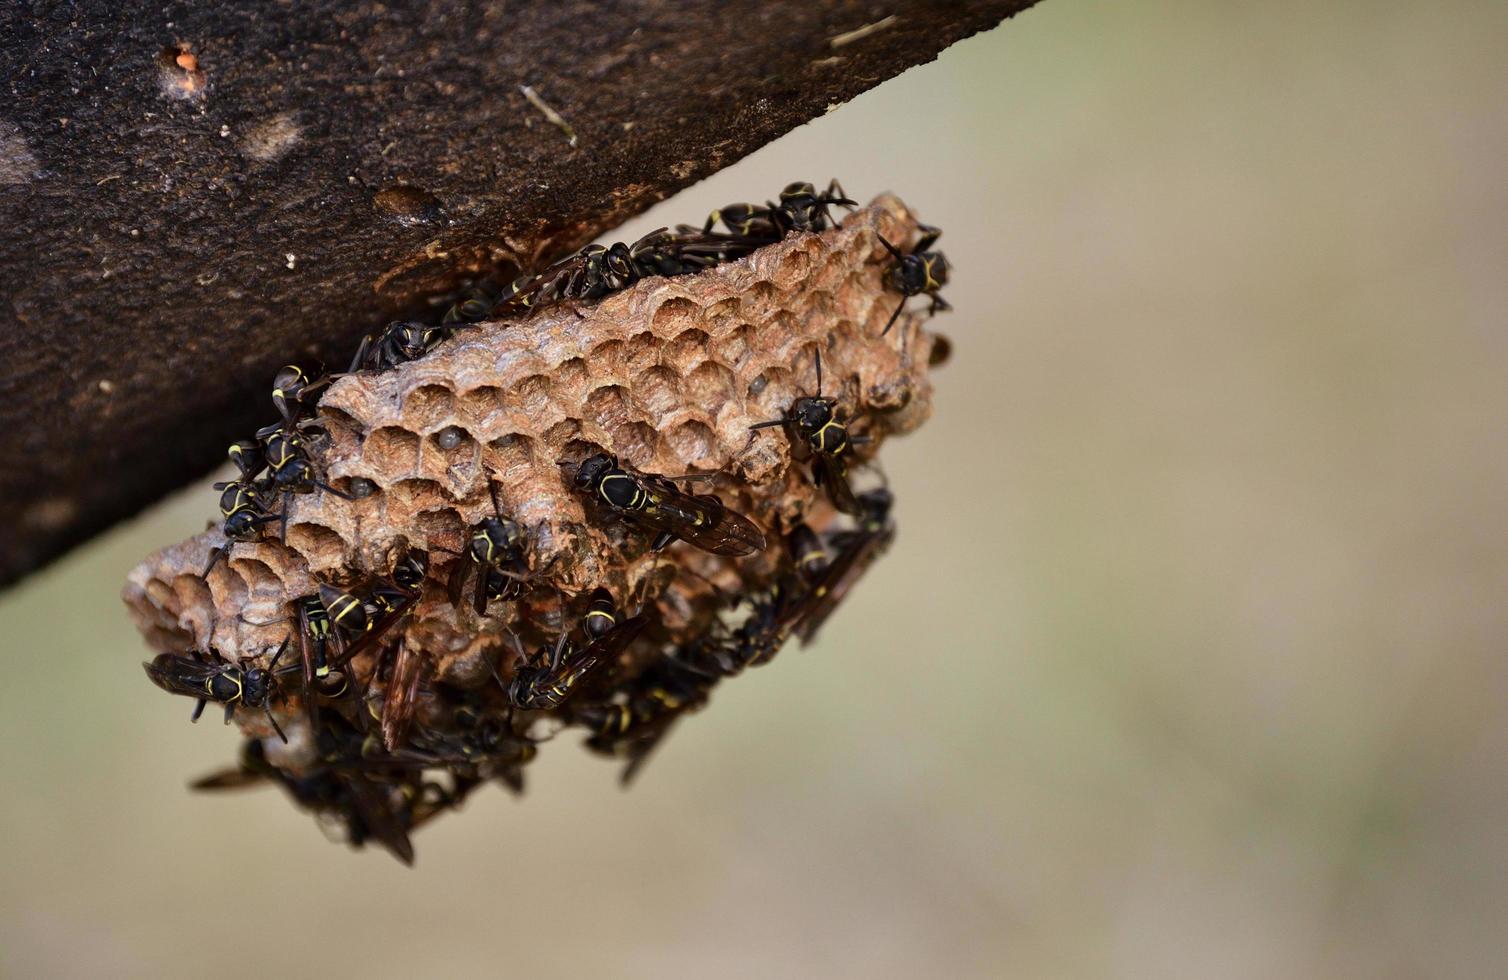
0, 0, 1037, 585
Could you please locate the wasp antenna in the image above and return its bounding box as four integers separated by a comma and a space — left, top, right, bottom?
316, 481, 356, 501
814, 347, 824, 397
877, 235, 903, 259
880, 298, 906, 337
265, 706, 288, 744
268, 637, 290, 670
238, 612, 290, 627
748, 418, 785, 431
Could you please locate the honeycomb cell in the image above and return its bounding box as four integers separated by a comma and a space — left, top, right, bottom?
367, 426, 422, 477
404, 384, 458, 431
664, 328, 712, 375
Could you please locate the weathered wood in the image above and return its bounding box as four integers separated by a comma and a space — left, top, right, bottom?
0, 0, 1039, 585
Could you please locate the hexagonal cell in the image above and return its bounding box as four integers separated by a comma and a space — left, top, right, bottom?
287, 522, 347, 564
630, 365, 685, 418
402, 383, 459, 431
609, 419, 661, 463
584, 382, 635, 430
485, 432, 538, 485
711, 321, 755, 369
510, 373, 557, 423
685, 359, 737, 407
663, 327, 712, 375
227, 556, 281, 599
663, 418, 716, 466
458, 384, 505, 427
649, 295, 700, 336
366, 426, 422, 477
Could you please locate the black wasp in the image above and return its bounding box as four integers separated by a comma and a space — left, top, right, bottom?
447, 479, 532, 616
202, 439, 281, 575
575, 645, 721, 786
269, 362, 330, 429
568, 452, 766, 557
440, 279, 501, 325
704, 179, 855, 240
143, 640, 295, 743
878, 224, 950, 336
505, 588, 649, 711
251, 423, 354, 540
406, 702, 538, 794
349, 320, 451, 373
748, 348, 862, 514
787, 487, 896, 647
193, 718, 462, 866
491, 227, 763, 316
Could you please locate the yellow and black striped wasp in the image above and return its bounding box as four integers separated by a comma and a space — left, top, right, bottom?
256, 424, 355, 539
505, 588, 650, 712
568, 451, 766, 557
785, 487, 896, 647
575, 642, 724, 786
703, 179, 855, 240
202, 440, 282, 576
447, 479, 534, 616
748, 348, 862, 515
269, 362, 331, 429
878, 224, 950, 336
489, 227, 766, 318
142, 640, 296, 743
193, 716, 466, 865
347, 320, 452, 373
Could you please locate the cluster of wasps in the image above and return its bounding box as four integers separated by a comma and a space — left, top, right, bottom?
144, 181, 950, 864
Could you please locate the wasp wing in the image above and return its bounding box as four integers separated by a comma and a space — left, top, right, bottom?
143, 654, 215, 700
811, 453, 862, 516
567, 615, 649, 703
446, 557, 471, 610
189, 767, 268, 791
793, 527, 896, 647
380, 641, 426, 752
333, 592, 418, 669
639, 483, 766, 556
340, 772, 415, 866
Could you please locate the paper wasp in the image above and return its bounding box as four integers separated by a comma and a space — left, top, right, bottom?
748, 348, 862, 514
202, 440, 282, 575
505, 588, 649, 711
407, 703, 539, 794
192, 718, 461, 865
787, 487, 896, 646
704, 179, 855, 239
142, 640, 295, 742
491, 227, 764, 316
253, 423, 354, 540
447, 479, 532, 616
878, 224, 950, 336
568, 452, 766, 557
269, 362, 330, 429
348, 320, 451, 373
576, 648, 720, 785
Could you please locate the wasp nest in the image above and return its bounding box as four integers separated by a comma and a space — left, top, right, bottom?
123, 194, 947, 857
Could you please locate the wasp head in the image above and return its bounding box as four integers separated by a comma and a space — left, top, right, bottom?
788, 396, 837, 436
241, 666, 273, 707
573, 453, 616, 492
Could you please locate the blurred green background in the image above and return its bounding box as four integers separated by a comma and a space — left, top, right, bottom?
4, 1, 1507, 976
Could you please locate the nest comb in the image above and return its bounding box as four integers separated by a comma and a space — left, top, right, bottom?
123, 194, 946, 744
